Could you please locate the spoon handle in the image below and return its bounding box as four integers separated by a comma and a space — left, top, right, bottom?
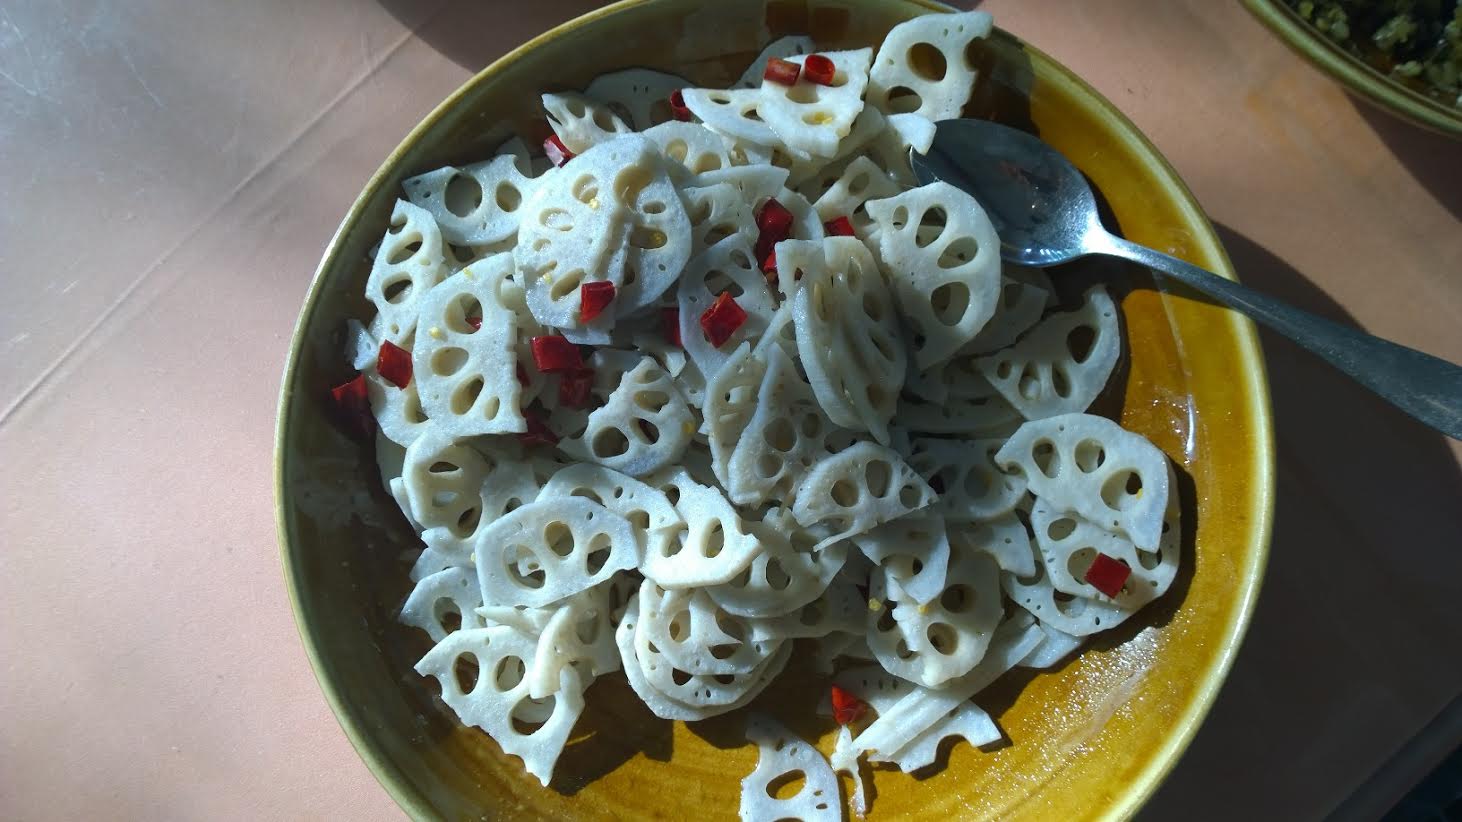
1100, 235, 1462, 440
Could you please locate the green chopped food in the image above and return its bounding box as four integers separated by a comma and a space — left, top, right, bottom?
1285, 0, 1462, 109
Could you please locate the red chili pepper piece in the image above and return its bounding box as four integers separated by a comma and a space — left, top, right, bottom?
823, 215, 855, 237
830, 685, 868, 725
515, 362, 530, 388
660, 307, 682, 347
579, 281, 616, 323
466, 316, 482, 331
761, 249, 777, 274
558, 368, 594, 409
518, 412, 560, 447
543, 133, 575, 167
1084, 552, 1132, 598
803, 54, 836, 86
668, 89, 693, 122
328, 374, 375, 440
376, 340, 413, 389
754, 198, 795, 262
700, 291, 748, 348
763, 57, 802, 86
530, 335, 584, 373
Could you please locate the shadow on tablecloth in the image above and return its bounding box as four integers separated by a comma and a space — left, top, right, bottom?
1351, 98, 1462, 221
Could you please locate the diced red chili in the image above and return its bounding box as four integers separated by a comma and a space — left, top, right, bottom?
543, 134, 574, 167
531, 335, 584, 373
466, 316, 482, 331
328, 374, 375, 440
558, 369, 594, 409
830, 685, 868, 725
763, 57, 802, 86
668, 89, 693, 122
700, 292, 748, 348
1084, 553, 1131, 598
376, 340, 412, 389
754, 198, 795, 263
660, 307, 682, 347
518, 412, 560, 446
515, 362, 530, 388
761, 249, 778, 274
823, 215, 855, 237
803, 54, 836, 86
580, 281, 616, 323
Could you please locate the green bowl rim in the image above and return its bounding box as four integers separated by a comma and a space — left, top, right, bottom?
1241, 0, 1462, 138
274, 1, 1277, 818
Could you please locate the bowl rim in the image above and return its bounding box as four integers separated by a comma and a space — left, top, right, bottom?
1241, 0, 1462, 139
274, 2, 1277, 818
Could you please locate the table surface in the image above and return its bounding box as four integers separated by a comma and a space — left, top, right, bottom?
3, 1, 1459, 819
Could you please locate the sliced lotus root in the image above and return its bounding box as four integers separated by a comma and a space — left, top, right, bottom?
782, 105, 888, 191
908, 437, 1027, 522
1029, 479, 1179, 605
734, 35, 816, 88
680, 182, 758, 256
566, 355, 694, 477
367, 370, 432, 449
414, 625, 585, 786
679, 87, 809, 160
641, 121, 745, 180
690, 162, 789, 207
677, 235, 778, 381
708, 517, 849, 619
584, 67, 689, 130
542, 92, 634, 154
897, 387, 1022, 439
948, 511, 1036, 578
540, 462, 682, 564
399, 430, 498, 538
639, 467, 763, 588
852, 515, 951, 606
401, 145, 545, 247
347, 318, 379, 371
739, 715, 841, 822
724, 345, 850, 508
785, 237, 905, 442
810, 156, 901, 240
411, 258, 525, 437
1018, 619, 1086, 669
757, 48, 872, 159
526, 582, 622, 699
636, 579, 780, 675
965, 270, 1052, 354
473, 497, 637, 608
547, 347, 647, 442
750, 301, 799, 363
365, 199, 451, 344
866, 539, 1002, 688
829, 665, 1000, 773
399, 567, 487, 642
863, 111, 936, 188
749, 570, 866, 641
995, 413, 1170, 550
792, 441, 934, 548
1002, 536, 1131, 638
865, 182, 1001, 369
867, 10, 994, 121
703, 343, 769, 489
977, 286, 1121, 420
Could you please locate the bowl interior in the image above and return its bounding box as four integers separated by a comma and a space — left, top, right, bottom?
277, 1, 1274, 819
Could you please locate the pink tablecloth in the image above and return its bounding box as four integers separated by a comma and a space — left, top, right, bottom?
2, 1, 1459, 819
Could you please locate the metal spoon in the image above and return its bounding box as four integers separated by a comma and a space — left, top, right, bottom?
912, 118, 1462, 441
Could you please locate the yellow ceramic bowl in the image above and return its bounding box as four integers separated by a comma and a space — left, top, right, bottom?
1242, 0, 1462, 138
276, 1, 1276, 818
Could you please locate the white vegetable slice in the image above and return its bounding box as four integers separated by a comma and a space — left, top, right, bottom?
783, 105, 888, 190
410, 454, 553, 582
347, 318, 379, 371
964, 270, 1052, 354
568, 355, 694, 477
473, 497, 638, 607
703, 343, 769, 488
414, 626, 585, 786
995, 413, 1170, 550
708, 512, 849, 618
792, 442, 935, 548
368, 370, 431, 449
810, 155, 901, 240
908, 437, 1027, 522
757, 48, 873, 159
867, 541, 1002, 688
636, 579, 781, 675
865, 181, 1002, 369
785, 237, 906, 442
830, 725, 869, 818
526, 583, 621, 699
641, 121, 744, 180
677, 235, 778, 382
750, 575, 866, 641
541, 92, 634, 153
401, 146, 544, 247
977, 286, 1121, 420
1002, 538, 1129, 638
411, 257, 525, 437
1028, 482, 1179, 605
539, 462, 682, 561
867, 10, 994, 121
635, 606, 784, 708
724, 345, 853, 507
734, 35, 816, 88
949, 511, 1036, 578
739, 715, 840, 822
680, 87, 795, 154
399, 430, 505, 539
584, 67, 689, 130
831, 665, 1000, 773
864, 112, 936, 188
680, 182, 758, 256
897, 386, 1023, 438
689, 162, 789, 206
1018, 620, 1086, 669
365, 200, 450, 344
399, 567, 486, 642
852, 515, 951, 606
639, 467, 763, 588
